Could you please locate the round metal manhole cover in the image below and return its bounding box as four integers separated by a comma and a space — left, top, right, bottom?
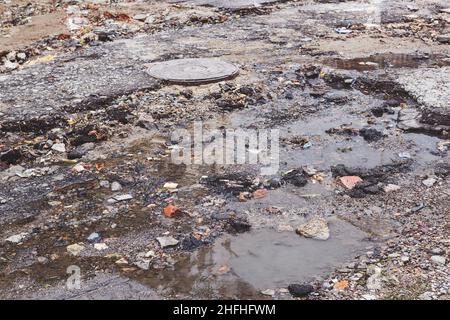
147, 58, 239, 84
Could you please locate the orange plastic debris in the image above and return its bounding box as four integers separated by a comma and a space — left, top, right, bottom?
334, 280, 349, 290
163, 204, 180, 218
338, 176, 363, 190
253, 189, 268, 199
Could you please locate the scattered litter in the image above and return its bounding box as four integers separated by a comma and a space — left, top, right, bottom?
335, 27, 353, 34
163, 204, 181, 218
338, 176, 363, 190
333, 280, 349, 290
252, 188, 268, 199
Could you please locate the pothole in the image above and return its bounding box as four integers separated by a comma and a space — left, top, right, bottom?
136, 217, 368, 298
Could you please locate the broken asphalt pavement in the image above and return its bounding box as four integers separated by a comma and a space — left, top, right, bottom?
0, 0, 449, 300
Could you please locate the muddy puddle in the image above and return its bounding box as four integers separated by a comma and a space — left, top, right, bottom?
323, 53, 450, 71
137, 217, 368, 298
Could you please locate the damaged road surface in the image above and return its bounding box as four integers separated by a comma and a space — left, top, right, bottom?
0, 0, 449, 300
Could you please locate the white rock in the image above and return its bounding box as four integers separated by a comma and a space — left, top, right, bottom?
418, 292, 433, 300
261, 289, 275, 296
145, 16, 155, 24
144, 250, 156, 258
296, 218, 329, 241
134, 259, 151, 270
431, 255, 446, 265
6, 51, 16, 61
17, 52, 26, 60
111, 181, 122, 191
361, 294, 377, 300
100, 180, 110, 188
66, 243, 85, 256
398, 152, 411, 159
4, 60, 18, 70
366, 266, 383, 290
113, 194, 133, 202
51, 143, 66, 153
133, 13, 148, 21
163, 182, 178, 189
5, 232, 29, 243
94, 243, 108, 251
383, 184, 401, 193
156, 236, 179, 248
72, 163, 85, 173
422, 178, 437, 187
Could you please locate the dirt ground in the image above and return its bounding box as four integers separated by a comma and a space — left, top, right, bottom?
0, 0, 449, 300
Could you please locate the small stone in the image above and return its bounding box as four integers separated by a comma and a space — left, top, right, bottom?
163, 182, 178, 189
383, 184, 401, 193
361, 294, 377, 300
418, 292, 433, 300
37, 256, 48, 264
4, 60, 19, 70
133, 14, 148, 21
72, 163, 85, 173
261, 289, 275, 296
113, 194, 133, 202
303, 166, 317, 176
431, 255, 446, 265
144, 250, 156, 258
115, 258, 128, 265
87, 232, 101, 243
398, 152, 411, 159
437, 35, 450, 44
135, 260, 151, 270
100, 180, 110, 188
430, 248, 444, 255
156, 236, 179, 248
296, 218, 330, 241
5, 232, 29, 243
66, 243, 85, 256
111, 181, 122, 191
17, 52, 26, 61
366, 266, 383, 290
51, 143, 66, 153
288, 284, 314, 297
422, 178, 437, 187
94, 243, 108, 251
400, 256, 410, 263
6, 51, 17, 61
68, 143, 95, 159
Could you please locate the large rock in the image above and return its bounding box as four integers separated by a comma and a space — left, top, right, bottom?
296, 218, 330, 241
